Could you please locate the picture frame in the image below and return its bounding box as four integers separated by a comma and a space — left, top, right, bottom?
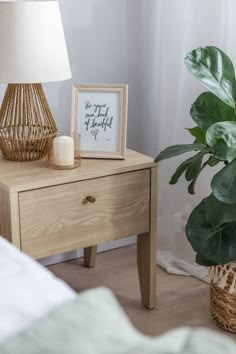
71, 84, 128, 159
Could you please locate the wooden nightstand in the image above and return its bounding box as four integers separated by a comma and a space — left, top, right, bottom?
0, 149, 157, 309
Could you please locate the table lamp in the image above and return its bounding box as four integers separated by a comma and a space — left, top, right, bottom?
0, 0, 71, 161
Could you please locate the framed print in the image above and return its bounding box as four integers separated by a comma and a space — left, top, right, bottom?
71, 84, 128, 159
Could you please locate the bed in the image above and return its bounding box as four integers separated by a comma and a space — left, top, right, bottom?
0, 236, 235, 354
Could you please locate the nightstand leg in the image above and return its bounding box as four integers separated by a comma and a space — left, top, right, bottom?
137, 232, 156, 309
137, 167, 157, 309
84, 246, 97, 268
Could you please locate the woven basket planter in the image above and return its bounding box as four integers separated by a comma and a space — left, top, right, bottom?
209, 262, 236, 333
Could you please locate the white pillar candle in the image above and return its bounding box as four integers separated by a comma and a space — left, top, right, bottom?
53, 135, 74, 167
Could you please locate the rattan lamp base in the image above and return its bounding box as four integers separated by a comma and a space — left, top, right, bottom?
0, 84, 57, 161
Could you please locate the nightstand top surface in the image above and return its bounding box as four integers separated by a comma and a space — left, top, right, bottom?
0, 149, 157, 192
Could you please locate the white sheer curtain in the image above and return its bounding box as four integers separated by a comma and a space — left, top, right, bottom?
126, 0, 236, 281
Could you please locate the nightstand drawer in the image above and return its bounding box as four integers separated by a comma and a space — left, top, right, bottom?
19, 170, 150, 258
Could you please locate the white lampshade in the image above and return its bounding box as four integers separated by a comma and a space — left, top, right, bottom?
0, 0, 71, 83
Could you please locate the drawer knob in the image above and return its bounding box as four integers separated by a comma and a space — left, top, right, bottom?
86, 196, 96, 203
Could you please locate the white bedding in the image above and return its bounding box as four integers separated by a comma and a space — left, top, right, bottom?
0, 236, 75, 343
1, 236, 236, 354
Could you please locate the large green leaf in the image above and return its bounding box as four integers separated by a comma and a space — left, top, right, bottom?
204, 194, 236, 227
206, 121, 236, 161
187, 126, 206, 144
169, 154, 196, 185
196, 254, 217, 267
185, 46, 236, 108
207, 155, 221, 167
211, 159, 236, 204
206, 121, 236, 147
169, 151, 206, 186
190, 92, 236, 131
154, 143, 205, 163
169, 160, 190, 185
185, 151, 206, 181
211, 140, 236, 162
188, 155, 211, 195
186, 198, 236, 265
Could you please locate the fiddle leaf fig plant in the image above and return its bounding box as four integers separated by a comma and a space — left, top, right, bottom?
155, 46, 236, 267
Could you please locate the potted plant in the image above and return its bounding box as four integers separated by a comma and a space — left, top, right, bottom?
155, 46, 236, 333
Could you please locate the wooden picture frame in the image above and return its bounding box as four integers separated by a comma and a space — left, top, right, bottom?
71, 84, 128, 159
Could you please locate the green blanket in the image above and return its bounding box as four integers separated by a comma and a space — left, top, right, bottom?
1, 288, 235, 354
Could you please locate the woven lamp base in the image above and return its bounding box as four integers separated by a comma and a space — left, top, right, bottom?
0, 84, 57, 161
209, 262, 236, 333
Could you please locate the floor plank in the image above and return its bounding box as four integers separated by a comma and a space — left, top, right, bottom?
48, 245, 236, 339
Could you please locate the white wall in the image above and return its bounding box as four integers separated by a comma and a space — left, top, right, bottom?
44, 0, 129, 132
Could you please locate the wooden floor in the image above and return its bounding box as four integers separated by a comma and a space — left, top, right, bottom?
48, 245, 235, 339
